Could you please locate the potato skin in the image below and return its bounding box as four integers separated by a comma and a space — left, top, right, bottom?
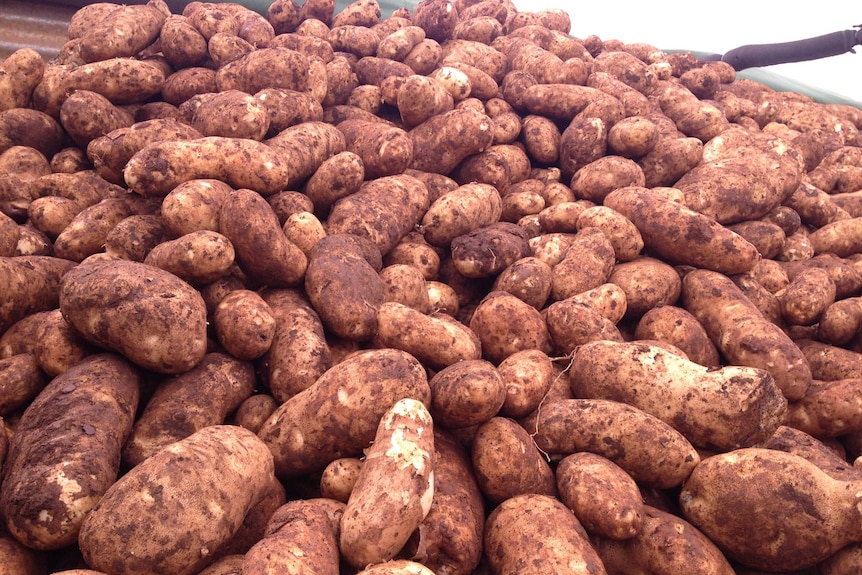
121, 353, 255, 467
420, 182, 502, 248
258, 348, 431, 479
0, 354, 140, 550
556, 452, 644, 540
634, 305, 720, 367
58, 260, 208, 374
0, 353, 47, 415
79, 425, 276, 575
429, 359, 505, 429
484, 494, 607, 575
469, 290, 552, 364
340, 398, 435, 568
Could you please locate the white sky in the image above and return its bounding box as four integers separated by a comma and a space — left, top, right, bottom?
512, 0, 861, 102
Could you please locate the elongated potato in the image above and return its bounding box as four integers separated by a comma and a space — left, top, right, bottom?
0, 354, 140, 550
212, 289, 276, 361
258, 348, 431, 479
681, 268, 812, 400
124, 136, 291, 196
58, 260, 208, 374
484, 494, 607, 575
340, 398, 435, 568
409, 107, 494, 174
571, 340, 787, 451
420, 182, 502, 248
121, 353, 255, 467
143, 230, 235, 286
0, 48, 46, 111
0, 255, 75, 336
528, 399, 700, 488
79, 425, 276, 575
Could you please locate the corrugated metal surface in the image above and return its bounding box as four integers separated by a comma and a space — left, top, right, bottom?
0, 0, 77, 61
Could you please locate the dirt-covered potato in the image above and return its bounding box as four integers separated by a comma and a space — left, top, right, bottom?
160, 179, 233, 236
1, 256, 75, 335
408, 107, 493, 174
121, 353, 254, 467
550, 226, 616, 301
420, 182, 502, 248
451, 222, 531, 279
0, 354, 140, 550
319, 457, 363, 503
58, 259, 208, 374
634, 305, 720, 367
258, 348, 431, 479
571, 340, 787, 451
556, 452, 645, 540
303, 150, 364, 211
0, 353, 46, 415
484, 493, 606, 575
469, 290, 552, 364
0, 48, 46, 111
143, 230, 235, 286
79, 425, 275, 575
608, 256, 681, 319
211, 289, 276, 361
428, 359, 505, 428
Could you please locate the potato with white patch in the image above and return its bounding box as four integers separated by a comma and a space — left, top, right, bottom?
339, 398, 435, 569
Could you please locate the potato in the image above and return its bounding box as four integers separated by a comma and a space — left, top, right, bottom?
161, 67, 218, 107
428, 359, 505, 428
304, 233, 384, 341
808, 217, 862, 258
471, 417, 557, 504
219, 188, 307, 288
340, 398, 435, 568
607, 256, 680, 319
379, 264, 429, 311
0, 212, 18, 256
520, 114, 560, 165
77, 0, 167, 62
544, 298, 625, 356
58, 260, 208, 374
572, 340, 787, 450
242, 499, 341, 575
258, 348, 431, 479
784, 378, 862, 438
634, 305, 720, 367
0, 145, 51, 221
451, 222, 530, 278
337, 118, 413, 178
576, 205, 643, 262
0, 108, 66, 159
778, 266, 836, 326
570, 156, 646, 204
303, 150, 364, 211
679, 448, 862, 571
593, 505, 735, 575
160, 179, 233, 236
51, 198, 129, 262
681, 268, 812, 400
0, 354, 140, 550
420, 182, 502, 248
0, 255, 76, 335
319, 458, 363, 503
374, 301, 481, 369
0, 48, 46, 111
143, 230, 235, 286
233, 393, 278, 435
796, 338, 862, 381
0, 534, 47, 574
31, 308, 91, 377
557, 452, 644, 540
529, 398, 700, 488
408, 107, 494, 174
491, 256, 552, 309
638, 136, 703, 188
559, 116, 607, 178
121, 353, 255, 467
183, 90, 269, 140
357, 561, 437, 575
124, 136, 291, 197
327, 174, 430, 256
160, 14, 208, 68
454, 143, 530, 193
79, 425, 275, 575
550, 226, 616, 301
0, 353, 47, 416
468, 290, 552, 364
484, 494, 606, 575
103, 214, 173, 262
604, 187, 760, 275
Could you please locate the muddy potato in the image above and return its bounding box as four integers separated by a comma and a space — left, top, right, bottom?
59, 259, 208, 374
472, 417, 557, 504
429, 359, 506, 428
570, 156, 646, 204
451, 222, 531, 279
608, 256, 681, 319
103, 214, 173, 262
468, 290, 552, 364
397, 74, 454, 129
572, 340, 787, 451
1, 107, 67, 159
211, 289, 276, 361
0, 48, 46, 111
319, 457, 363, 503
125, 136, 291, 197
51, 198, 130, 262
160, 14, 208, 68
161, 67, 218, 106
384, 234, 441, 281
0, 353, 47, 416
682, 269, 812, 400
122, 353, 255, 467
143, 230, 235, 286
340, 398, 435, 568
679, 448, 862, 572
576, 205, 643, 262
1, 255, 77, 335
0, 145, 52, 221
233, 393, 278, 434
784, 378, 862, 438
521, 114, 561, 166
160, 179, 233, 236
303, 151, 364, 212
0, 354, 140, 550
557, 452, 645, 540
408, 107, 493, 174
544, 299, 624, 356
604, 187, 760, 275
491, 256, 552, 309
31, 308, 91, 378
529, 398, 700, 488
79, 425, 275, 575
282, 210, 326, 257
421, 182, 502, 248
337, 119, 413, 179
327, 174, 430, 256
550, 226, 616, 301
777, 266, 836, 326
374, 301, 481, 369
634, 305, 720, 367
484, 494, 606, 575
379, 264, 429, 311
60, 90, 134, 150
219, 188, 307, 288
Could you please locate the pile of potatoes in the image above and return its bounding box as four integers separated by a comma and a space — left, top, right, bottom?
2, 0, 862, 573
